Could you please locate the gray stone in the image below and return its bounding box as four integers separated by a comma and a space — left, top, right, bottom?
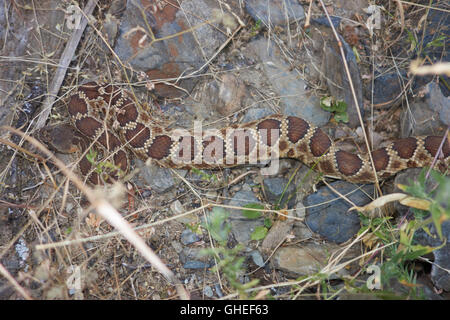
250, 250, 265, 267
366, 71, 406, 110
227, 189, 265, 244
114, 0, 228, 97
136, 159, 186, 193
305, 181, 375, 243
415, 221, 450, 291
180, 229, 201, 245
242, 107, 274, 122
246, 38, 330, 126
263, 177, 297, 209
244, 0, 305, 27
183, 261, 211, 269
203, 285, 214, 298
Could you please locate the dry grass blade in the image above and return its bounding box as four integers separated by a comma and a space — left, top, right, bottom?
0, 262, 32, 300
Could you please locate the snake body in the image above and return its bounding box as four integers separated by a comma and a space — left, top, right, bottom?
67, 82, 449, 184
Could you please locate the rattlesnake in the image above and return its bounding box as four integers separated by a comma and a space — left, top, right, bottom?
64, 82, 449, 184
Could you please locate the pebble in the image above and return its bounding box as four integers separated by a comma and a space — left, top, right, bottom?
203, 285, 214, 298
136, 159, 186, 193
250, 250, 265, 267
272, 243, 355, 277
180, 229, 201, 245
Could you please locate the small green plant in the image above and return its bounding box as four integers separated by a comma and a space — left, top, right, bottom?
85, 148, 125, 180
200, 207, 259, 298
191, 167, 217, 182
241, 203, 272, 240
249, 19, 262, 37
355, 169, 448, 298
320, 96, 348, 123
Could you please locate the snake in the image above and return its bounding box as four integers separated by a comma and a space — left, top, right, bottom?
63, 82, 449, 184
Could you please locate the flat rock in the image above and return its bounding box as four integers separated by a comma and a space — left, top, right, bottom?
245, 38, 330, 126
272, 242, 356, 278
305, 181, 375, 243
244, 0, 305, 27
114, 0, 230, 97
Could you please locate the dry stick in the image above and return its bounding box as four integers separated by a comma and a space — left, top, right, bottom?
317, 0, 382, 195
34, 0, 97, 130
0, 262, 33, 300
2, 126, 190, 300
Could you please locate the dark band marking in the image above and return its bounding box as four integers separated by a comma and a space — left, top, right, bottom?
258, 119, 281, 147
147, 135, 173, 160
335, 150, 362, 176
287, 116, 309, 143
310, 128, 331, 157
124, 123, 151, 148
392, 138, 417, 159
371, 148, 389, 172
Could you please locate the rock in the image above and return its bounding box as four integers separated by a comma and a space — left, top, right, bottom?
272, 243, 356, 277
180, 247, 212, 269
401, 82, 448, 137
180, 229, 201, 245
261, 220, 293, 252
114, 0, 231, 97
212, 74, 246, 116
292, 222, 313, 240
171, 241, 183, 254
414, 7, 449, 96
367, 71, 406, 109
203, 285, 214, 298
136, 159, 186, 193
214, 284, 223, 297
306, 21, 364, 127
183, 260, 211, 269
305, 181, 375, 243
250, 250, 265, 268
244, 0, 305, 27
170, 200, 185, 215
245, 38, 330, 126
263, 177, 297, 209
242, 107, 275, 122
424, 82, 450, 126
227, 189, 265, 244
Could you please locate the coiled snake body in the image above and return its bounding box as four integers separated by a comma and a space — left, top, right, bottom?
67, 82, 449, 184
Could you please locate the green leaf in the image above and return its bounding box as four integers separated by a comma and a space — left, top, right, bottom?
334, 111, 349, 123
264, 218, 272, 228
203, 207, 230, 244
251, 226, 268, 240
242, 203, 264, 219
